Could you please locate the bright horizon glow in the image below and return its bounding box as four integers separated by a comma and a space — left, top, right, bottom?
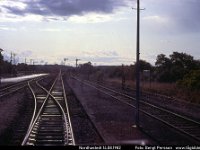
1, 73, 48, 83
0, 0, 200, 66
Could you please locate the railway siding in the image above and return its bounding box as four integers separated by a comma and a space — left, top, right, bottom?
63, 75, 104, 145
69, 77, 200, 145
67, 77, 155, 145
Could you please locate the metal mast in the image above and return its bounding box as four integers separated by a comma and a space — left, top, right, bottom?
135, 0, 140, 127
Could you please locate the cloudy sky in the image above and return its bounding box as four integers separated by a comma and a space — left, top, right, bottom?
0, 0, 200, 66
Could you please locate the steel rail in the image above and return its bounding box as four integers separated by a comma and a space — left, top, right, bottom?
0, 76, 44, 92
21, 75, 59, 145
0, 77, 45, 98
24, 78, 50, 135
127, 86, 200, 108
60, 73, 75, 145
22, 72, 73, 146
24, 81, 38, 139
0, 82, 26, 92
37, 83, 70, 145
91, 78, 200, 108
73, 77, 200, 143
0, 84, 27, 98
83, 78, 200, 126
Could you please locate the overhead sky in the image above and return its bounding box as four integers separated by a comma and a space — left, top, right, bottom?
0, 0, 200, 66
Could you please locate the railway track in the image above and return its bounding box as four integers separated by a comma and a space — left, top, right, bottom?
0, 76, 46, 98
21, 71, 75, 146
10, 76, 59, 145
10, 82, 36, 145
73, 77, 200, 144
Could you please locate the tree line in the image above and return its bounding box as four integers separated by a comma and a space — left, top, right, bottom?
155, 52, 200, 91
78, 52, 200, 91
1, 51, 200, 90
0, 53, 35, 76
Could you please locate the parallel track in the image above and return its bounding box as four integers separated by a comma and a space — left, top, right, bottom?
22, 71, 75, 146
0, 76, 46, 98
73, 77, 200, 144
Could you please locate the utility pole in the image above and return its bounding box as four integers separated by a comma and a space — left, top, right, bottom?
64, 58, 68, 66
10, 52, 13, 75
135, 0, 141, 127
76, 58, 80, 68
10, 52, 13, 65
121, 64, 125, 90
13, 53, 16, 65
32, 60, 35, 73
30, 59, 33, 65
0, 48, 3, 87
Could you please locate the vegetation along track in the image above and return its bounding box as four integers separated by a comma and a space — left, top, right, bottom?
22, 71, 75, 146
73, 77, 200, 144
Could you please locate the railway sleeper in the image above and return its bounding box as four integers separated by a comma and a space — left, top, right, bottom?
33, 132, 64, 136
36, 135, 64, 139
42, 112, 61, 115
39, 121, 63, 125
35, 139, 64, 144
38, 124, 63, 128
39, 126, 63, 130
51, 91, 63, 95
40, 117, 62, 121
32, 127, 39, 131
46, 101, 55, 104
35, 143, 64, 146
43, 109, 61, 113
36, 138, 64, 142
54, 97, 64, 100
40, 119, 63, 123
36, 129, 64, 133
43, 107, 60, 111
45, 105, 58, 108
41, 114, 62, 117
36, 96, 47, 99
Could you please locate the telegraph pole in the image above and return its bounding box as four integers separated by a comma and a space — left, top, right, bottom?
0, 48, 3, 87
64, 58, 68, 66
13, 53, 16, 65
10, 52, 13, 65
30, 59, 33, 65
76, 58, 80, 68
135, 0, 141, 127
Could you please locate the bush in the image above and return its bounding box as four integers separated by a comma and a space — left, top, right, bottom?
177, 70, 200, 91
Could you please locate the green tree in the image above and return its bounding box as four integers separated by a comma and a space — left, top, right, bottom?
0, 51, 3, 77
169, 52, 197, 81
177, 70, 200, 91
139, 60, 152, 71
155, 52, 199, 82
155, 54, 172, 82
130, 60, 152, 81
155, 54, 172, 69
170, 52, 197, 70
80, 62, 94, 79
0, 52, 3, 63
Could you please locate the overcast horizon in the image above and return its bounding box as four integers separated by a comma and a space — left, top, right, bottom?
1, 0, 200, 66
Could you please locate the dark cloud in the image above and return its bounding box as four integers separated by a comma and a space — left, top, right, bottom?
166, 0, 200, 32
142, 0, 200, 33
3, 0, 131, 18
